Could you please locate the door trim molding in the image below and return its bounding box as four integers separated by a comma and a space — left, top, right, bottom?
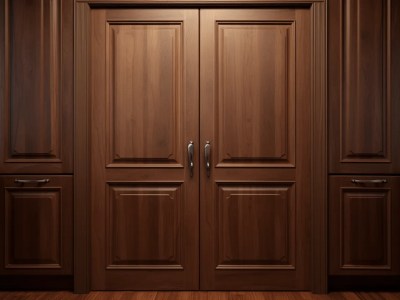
74, 1, 327, 293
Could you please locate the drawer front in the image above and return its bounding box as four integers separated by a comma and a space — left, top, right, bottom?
0, 176, 73, 275
329, 175, 400, 275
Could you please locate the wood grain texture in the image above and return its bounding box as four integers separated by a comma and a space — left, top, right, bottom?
0, 176, 73, 275
106, 183, 183, 269
89, 9, 199, 290
216, 184, 295, 269
0, 292, 399, 300
0, 0, 73, 173
329, 0, 400, 173
329, 176, 400, 276
200, 8, 312, 290
216, 22, 295, 166
107, 23, 183, 165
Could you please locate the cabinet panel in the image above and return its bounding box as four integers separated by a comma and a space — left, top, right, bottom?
0, 176, 73, 275
329, 176, 400, 275
329, 0, 400, 173
0, 0, 73, 173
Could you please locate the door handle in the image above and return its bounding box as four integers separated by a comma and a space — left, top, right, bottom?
14, 179, 50, 184
351, 179, 387, 184
204, 141, 211, 177
187, 141, 194, 177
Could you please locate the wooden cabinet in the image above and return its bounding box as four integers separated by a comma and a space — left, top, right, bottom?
0, 176, 73, 275
0, 0, 73, 174
328, 0, 400, 174
329, 176, 400, 276
328, 0, 400, 286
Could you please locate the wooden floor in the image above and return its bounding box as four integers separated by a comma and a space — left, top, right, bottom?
0, 292, 400, 300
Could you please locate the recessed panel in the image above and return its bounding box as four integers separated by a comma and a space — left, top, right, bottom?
340, 189, 390, 269
107, 183, 183, 269
216, 183, 295, 269
107, 23, 182, 166
216, 23, 295, 166
341, 0, 389, 161
4, 0, 61, 160
5, 189, 61, 268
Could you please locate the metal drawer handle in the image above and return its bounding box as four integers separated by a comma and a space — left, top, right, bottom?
187, 141, 194, 177
14, 179, 50, 184
351, 179, 387, 184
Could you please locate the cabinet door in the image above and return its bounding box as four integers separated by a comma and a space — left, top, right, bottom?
329, 176, 400, 275
0, 176, 73, 275
328, 0, 400, 173
200, 9, 312, 290
0, 0, 73, 173
89, 9, 199, 290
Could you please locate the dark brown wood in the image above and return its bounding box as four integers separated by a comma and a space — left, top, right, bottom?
0, 0, 73, 174
311, 2, 328, 294
200, 8, 312, 290
75, 2, 328, 293
74, 2, 91, 294
0, 291, 400, 299
329, 176, 400, 276
0, 175, 73, 275
329, 0, 400, 174
89, 9, 199, 290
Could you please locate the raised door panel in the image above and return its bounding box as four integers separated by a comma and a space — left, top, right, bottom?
329, 176, 400, 275
107, 183, 183, 269
200, 9, 312, 290
107, 23, 183, 167
329, 0, 400, 173
90, 9, 199, 290
216, 184, 295, 270
0, 0, 73, 173
0, 176, 73, 275
216, 23, 295, 167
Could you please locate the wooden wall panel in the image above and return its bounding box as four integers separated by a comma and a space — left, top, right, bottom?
329, 176, 400, 275
0, 176, 73, 275
329, 0, 400, 173
216, 22, 295, 167
0, 0, 73, 173
106, 183, 183, 269
216, 183, 295, 270
107, 23, 183, 167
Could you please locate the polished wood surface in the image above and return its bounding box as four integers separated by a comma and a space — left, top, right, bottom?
0, 176, 73, 275
1, 291, 400, 300
329, 176, 400, 276
89, 9, 199, 290
329, 0, 400, 173
75, 2, 328, 293
0, 0, 73, 173
200, 9, 312, 290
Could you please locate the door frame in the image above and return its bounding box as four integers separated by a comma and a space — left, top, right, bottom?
74, 0, 328, 293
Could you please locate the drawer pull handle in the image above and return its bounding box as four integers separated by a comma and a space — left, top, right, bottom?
14, 179, 50, 184
351, 179, 387, 184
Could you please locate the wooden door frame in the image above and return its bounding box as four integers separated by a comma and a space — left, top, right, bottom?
74, 0, 327, 293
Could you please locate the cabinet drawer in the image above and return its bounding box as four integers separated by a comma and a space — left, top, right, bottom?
329, 176, 400, 275
0, 175, 73, 275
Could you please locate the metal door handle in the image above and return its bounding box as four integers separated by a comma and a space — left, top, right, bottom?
351, 179, 387, 184
14, 179, 50, 184
204, 141, 211, 177
187, 141, 194, 177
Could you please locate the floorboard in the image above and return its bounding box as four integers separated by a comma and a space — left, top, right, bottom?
0, 292, 399, 300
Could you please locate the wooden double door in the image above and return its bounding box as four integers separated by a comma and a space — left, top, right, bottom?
90, 8, 312, 290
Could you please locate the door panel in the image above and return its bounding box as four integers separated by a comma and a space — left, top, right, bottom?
329, 0, 400, 173
329, 176, 400, 275
0, 0, 73, 173
200, 9, 311, 290
90, 9, 199, 290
